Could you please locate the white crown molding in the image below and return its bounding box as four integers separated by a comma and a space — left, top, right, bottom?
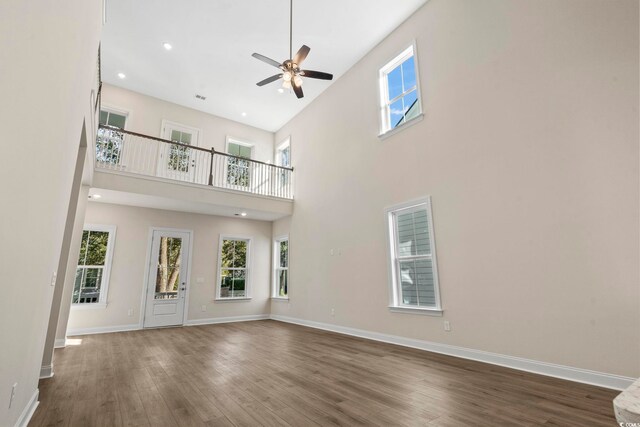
14, 389, 39, 427
270, 314, 634, 391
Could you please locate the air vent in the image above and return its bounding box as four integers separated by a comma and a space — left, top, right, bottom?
195, 94, 207, 100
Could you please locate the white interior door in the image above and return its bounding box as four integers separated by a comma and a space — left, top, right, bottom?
143, 229, 191, 328
158, 122, 198, 182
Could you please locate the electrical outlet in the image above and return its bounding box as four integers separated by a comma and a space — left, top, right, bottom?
330, 308, 335, 316
443, 321, 451, 332
201, 305, 207, 312
9, 383, 17, 409
127, 309, 134, 317
50, 271, 57, 287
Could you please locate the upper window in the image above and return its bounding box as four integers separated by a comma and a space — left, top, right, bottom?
276, 138, 291, 190
273, 236, 289, 298
96, 108, 128, 166
379, 44, 422, 135
73, 224, 116, 307
217, 236, 251, 300
386, 197, 441, 313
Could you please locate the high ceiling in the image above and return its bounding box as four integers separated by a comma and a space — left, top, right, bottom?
101, 0, 427, 132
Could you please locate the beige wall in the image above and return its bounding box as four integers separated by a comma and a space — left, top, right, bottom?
68, 202, 272, 331
0, 0, 102, 425
272, 0, 639, 377
102, 83, 275, 162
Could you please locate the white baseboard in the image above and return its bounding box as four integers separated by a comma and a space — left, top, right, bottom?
14, 388, 39, 427
186, 314, 270, 326
270, 314, 634, 391
39, 364, 54, 379
67, 323, 139, 336
54, 338, 66, 348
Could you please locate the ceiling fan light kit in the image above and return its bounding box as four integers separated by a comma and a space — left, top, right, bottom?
252, 0, 333, 99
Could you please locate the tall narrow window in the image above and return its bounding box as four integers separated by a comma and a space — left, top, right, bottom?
276, 138, 291, 191
379, 44, 422, 135
273, 236, 289, 298
386, 197, 441, 314
217, 236, 251, 299
73, 224, 116, 307
226, 140, 253, 188
96, 108, 128, 166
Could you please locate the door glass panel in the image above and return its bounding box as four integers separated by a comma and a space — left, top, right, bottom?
155, 237, 182, 300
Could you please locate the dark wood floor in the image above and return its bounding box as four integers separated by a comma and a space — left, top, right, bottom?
31, 320, 618, 426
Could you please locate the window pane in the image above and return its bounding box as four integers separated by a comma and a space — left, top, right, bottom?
387, 65, 402, 101
401, 56, 416, 91
397, 209, 431, 257
404, 92, 420, 122
73, 267, 103, 304
399, 259, 435, 307
280, 146, 290, 167
99, 111, 109, 126
220, 269, 231, 297
233, 241, 247, 268
228, 142, 240, 156
389, 98, 404, 129
155, 237, 181, 300
239, 145, 252, 158
107, 112, 126, 129
85, 231, 109, 265
171, 130, 180, 142
279, 240, 288, 267
278, 269, 288, 297
180, 132, 192, 145
77, 230, 89, 265
230, 269, 246, 298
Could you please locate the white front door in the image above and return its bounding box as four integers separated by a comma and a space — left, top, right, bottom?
143, 229, 191, 328
157, 122, 199, 182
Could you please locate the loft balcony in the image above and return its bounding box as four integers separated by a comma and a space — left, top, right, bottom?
90, 125, 293, 220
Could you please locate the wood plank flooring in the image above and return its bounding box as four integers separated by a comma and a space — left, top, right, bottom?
31, 320, 618, 426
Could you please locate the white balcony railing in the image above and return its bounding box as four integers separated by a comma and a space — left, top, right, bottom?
95, 125, 293, 199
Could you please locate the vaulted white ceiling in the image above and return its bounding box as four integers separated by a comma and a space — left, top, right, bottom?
101, 0, 427, 132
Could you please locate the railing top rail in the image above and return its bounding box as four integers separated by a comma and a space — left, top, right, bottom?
99, 124, 294, 171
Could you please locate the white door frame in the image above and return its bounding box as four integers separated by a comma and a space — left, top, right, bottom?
138, 226, 194, 328
157, 119, 202, 182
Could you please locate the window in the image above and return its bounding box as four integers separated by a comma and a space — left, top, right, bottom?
276, 138, 291, 189
73, 224, 116, 307
96, 108, 127, 165
386, 197, 441, 314
167, 129, 192, 174
217, 236, 251, 299
379, 44, 422, 135
226, 140, 252, 187
273, 236, 289, 298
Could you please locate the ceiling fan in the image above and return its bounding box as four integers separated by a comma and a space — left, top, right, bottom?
251, 0, 333, 99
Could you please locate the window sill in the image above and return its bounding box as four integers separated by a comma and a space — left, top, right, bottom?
388, 306, 442, 316
72, 302, 108, 310
271, 297, 289, 302
378, 113, 424, 140
214, 297, 252, 302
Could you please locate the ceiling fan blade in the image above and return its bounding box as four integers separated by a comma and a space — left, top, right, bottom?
256, 74, 283, 86
301, 70, 333, 80
252, 53, 282, 68
292, 80, 304, 99
293, 45, 310, 65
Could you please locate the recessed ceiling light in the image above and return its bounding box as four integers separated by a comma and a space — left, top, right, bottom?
163, 42, 172, 50
277, 88, 284, 93
117, 72, 126, 79
241, 112, 247, 117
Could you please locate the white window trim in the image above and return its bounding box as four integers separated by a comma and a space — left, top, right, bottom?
215, 234, 252, 301
226, 136, 255, 157
71, 223, 117, 310
378, 41, 424, 138
385, 197, 442, 315
272, 235, 289, 300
